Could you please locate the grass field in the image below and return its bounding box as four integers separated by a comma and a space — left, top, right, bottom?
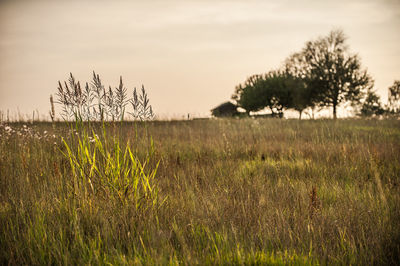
1, 118, 399, 265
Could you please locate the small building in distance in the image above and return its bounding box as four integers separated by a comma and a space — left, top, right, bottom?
211, 101, 239, 117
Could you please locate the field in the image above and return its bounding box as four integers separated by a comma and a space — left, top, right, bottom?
1, 118, 399, 265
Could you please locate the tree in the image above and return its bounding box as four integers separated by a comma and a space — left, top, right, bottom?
232, 71, 292, 117
284, 52, 321, 119
388, 80, 400, 114
359, 88, 384, 117
299, 30, 373, 119
286, 77, 311, 119
261, 71, 291, 116
232, 74, 266, 115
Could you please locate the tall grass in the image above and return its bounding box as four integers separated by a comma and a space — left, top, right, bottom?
55, 72, 154, 122
0, 118, 399, 264
61, 128, 161, 212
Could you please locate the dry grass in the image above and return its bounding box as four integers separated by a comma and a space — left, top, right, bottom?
0, 118, 399, 264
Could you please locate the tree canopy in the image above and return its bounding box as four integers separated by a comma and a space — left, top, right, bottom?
232, 71, 294, 117
286, 30, 373, 119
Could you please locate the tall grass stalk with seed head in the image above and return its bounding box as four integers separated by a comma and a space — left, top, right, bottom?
55, 72, 154, 122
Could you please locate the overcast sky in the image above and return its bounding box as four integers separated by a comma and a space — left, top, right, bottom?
0, 0, 399, 119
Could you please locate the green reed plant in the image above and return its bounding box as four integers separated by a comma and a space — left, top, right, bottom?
61, 128, 162, 211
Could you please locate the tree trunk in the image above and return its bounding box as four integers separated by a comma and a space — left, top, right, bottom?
333, 104, 337, 119
298, 110, 302, 120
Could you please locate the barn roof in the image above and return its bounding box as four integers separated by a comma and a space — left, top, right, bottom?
211, 101, 237, 112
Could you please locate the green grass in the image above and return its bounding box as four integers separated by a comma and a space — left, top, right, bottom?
1, 118, 399, 265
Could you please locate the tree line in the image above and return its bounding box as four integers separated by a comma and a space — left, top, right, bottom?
227, 30, 399, 119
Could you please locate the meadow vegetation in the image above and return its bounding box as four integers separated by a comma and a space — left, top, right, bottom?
1, 118, 399, 264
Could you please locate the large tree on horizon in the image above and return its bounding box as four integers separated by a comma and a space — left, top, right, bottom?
297, 30, 373, 119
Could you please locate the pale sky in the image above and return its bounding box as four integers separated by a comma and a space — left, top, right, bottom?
0, 0, 399, 119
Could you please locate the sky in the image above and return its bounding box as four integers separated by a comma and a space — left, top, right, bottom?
0, 0, 399, 119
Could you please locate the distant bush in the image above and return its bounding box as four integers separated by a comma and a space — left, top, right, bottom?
358, 88, 385, 117
388, 80, 400, 115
